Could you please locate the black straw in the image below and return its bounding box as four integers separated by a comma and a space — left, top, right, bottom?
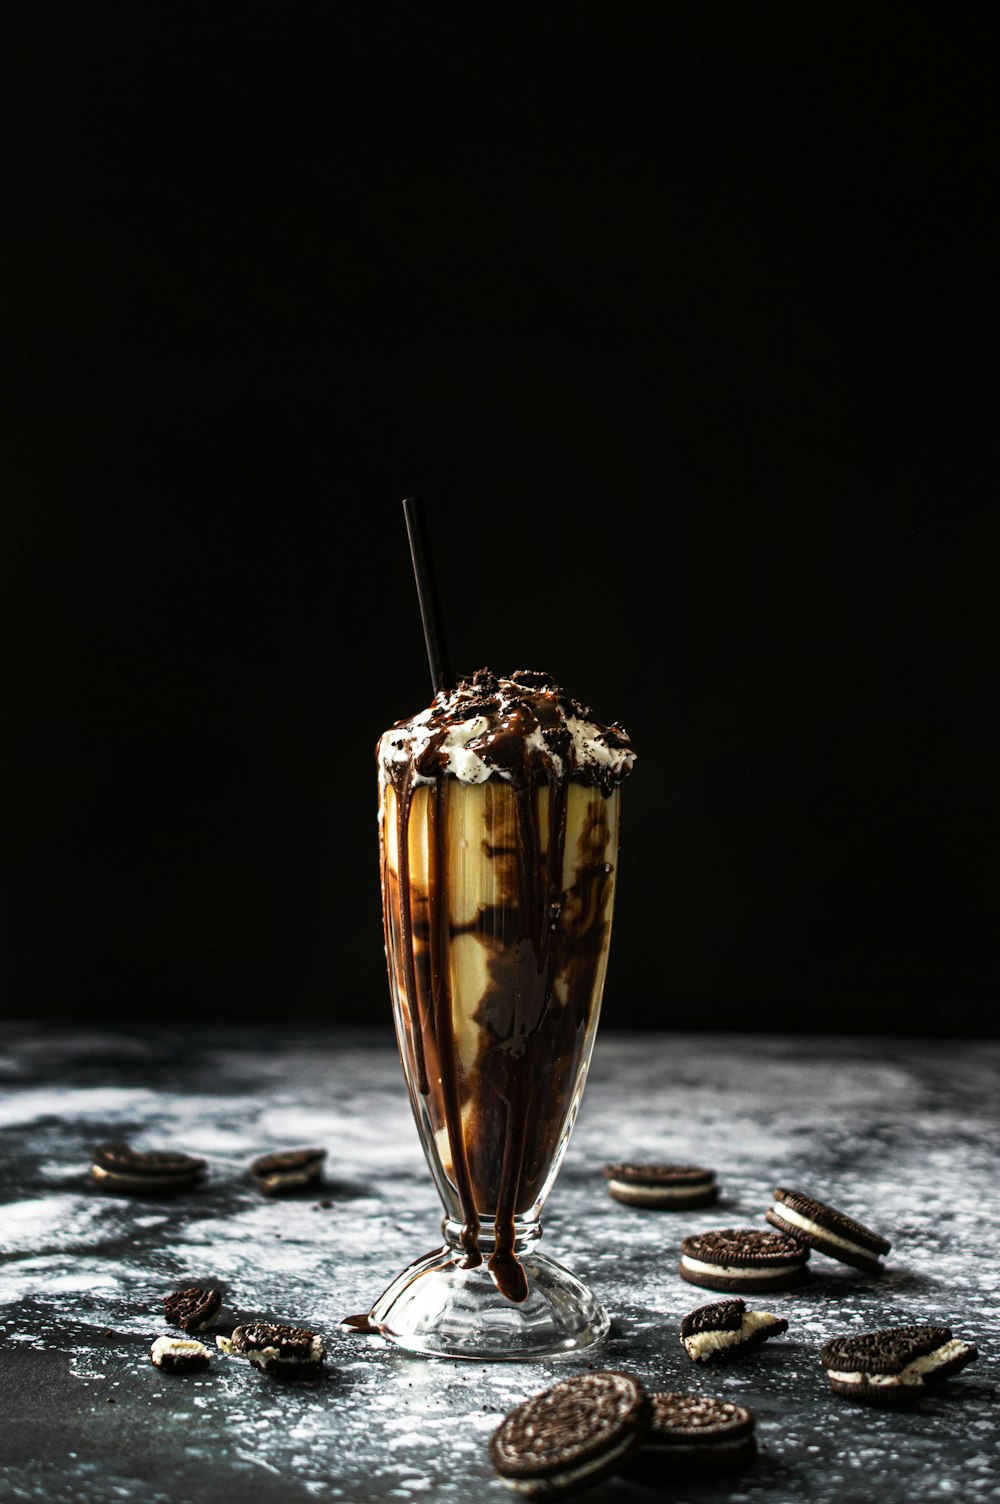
402, 496, 454, 696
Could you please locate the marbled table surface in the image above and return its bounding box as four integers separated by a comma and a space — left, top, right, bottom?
1, 1027, 997, 1504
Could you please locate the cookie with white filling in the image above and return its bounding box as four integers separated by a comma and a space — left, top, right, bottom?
217, 1321, 326, 1380
150, 1335, 212, 1372
250, 1147, 327, 1197
627, 1392, 756, 1472
679, 1228, 809, 1292
488, 1370, 652, 1497
603, 1163, 718, 1209
766, 1187, 890, 1274
819, 1324, 978, 1405
680, 1297, 787, 1362
163, 1286, 222, 1332
90, 1142, 206, 1195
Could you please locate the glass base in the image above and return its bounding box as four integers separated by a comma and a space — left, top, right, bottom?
368, 1243, 610, 1361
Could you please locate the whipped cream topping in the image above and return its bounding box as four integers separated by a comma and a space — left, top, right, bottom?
378, 668, 635, 795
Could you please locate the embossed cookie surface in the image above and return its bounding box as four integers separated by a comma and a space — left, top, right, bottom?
679, 1228, 809, 1291
163, 1286, 222, 1332
766, 1187, 890, 1273
819, 1324, 978, 1404
603, 1162, 718, 1209
489, 1370, 652, 1497
628, 1392, 756, 1470
679, 1297, 788, 1362
217, 1321, 326, 1380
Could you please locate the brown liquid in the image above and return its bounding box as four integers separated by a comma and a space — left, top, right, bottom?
380, 771, 619, 1302
339, 1313, 381, 1334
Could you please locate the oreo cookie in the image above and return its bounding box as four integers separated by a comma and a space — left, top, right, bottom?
629, 1393, 756, 1470
90, 1142, 206, 1195
250, 1147, 327, 1197
765, 1187, 891, 1274
216, 1322, 326, 1380
488, 1370, 652, 1497
149, 1336, 212, 1373
603, 1163, 718, 1209
163, 1286, 223, 1333
679, 1297, 788, 1363
819, 1324, 978, 1405
679, 1229, 809, 1292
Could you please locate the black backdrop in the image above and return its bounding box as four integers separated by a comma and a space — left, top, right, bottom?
4, 5, 996, 1034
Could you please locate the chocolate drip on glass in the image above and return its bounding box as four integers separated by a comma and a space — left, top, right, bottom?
427, 782, 483, 1269
379, 669, 632, 1303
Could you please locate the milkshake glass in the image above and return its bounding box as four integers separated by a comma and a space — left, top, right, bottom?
371, 667, 635, 1359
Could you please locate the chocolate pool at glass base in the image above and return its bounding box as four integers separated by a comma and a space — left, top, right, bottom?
367, 669, 635, 1361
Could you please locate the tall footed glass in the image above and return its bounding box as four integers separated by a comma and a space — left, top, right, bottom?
369, 668, 633, 1360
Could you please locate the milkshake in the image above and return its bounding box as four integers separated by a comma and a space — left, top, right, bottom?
377, 667, 635, 1319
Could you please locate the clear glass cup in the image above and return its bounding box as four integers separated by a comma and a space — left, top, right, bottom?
370, 773, 621, 1359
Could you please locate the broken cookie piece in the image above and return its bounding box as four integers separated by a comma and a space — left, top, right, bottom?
91, 1142, 206, 1195
216, 1321, 325, 1380
819, 1324, 978, 1404
679, 1298, 787, 1363
163, 1286, 223, 1333
627, 1392, 757, 1471
250, 1147, 327, 1197
150, 1335, 212, 1373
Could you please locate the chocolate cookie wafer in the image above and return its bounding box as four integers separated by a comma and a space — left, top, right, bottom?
163, 1286, 222, 1333
150, 1336, 212, 1373
819, 1324, 978, 1405
489, 1370, 652, 1497
679, 1229, 809, 1292
217, 1322, 326, 1380
250, 1147, 327, 1197
627, 1393, 756, 1471
766, 1187, 890, 1273
679, 1298, 787, 1362
90, 1142, 206, 1194
603, 1163, 718, 1209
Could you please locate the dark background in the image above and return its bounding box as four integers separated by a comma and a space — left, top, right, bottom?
3, 5, 996, 1035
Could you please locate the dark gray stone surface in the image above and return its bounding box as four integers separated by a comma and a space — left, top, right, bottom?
1, 1027, 997, 1503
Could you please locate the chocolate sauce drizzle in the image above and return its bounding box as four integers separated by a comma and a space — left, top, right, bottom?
379, 669, 634, 1304
339, 1312, 381, 1334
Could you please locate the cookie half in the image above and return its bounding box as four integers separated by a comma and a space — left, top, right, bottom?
90, 1142, 206, 1195
603, 1163, 718, 1209
488, 1370, 652, 1497
679, 1298, 787, 1362
250, 1147, 327, 1197
163, 1286, 223, 1333
217, 1322, 326, 1380
628, 1393, 756, 1470
679, 1229, 809, 1292
150, 1336, 212, 1373
766, 1187, 890, 1274
819, 1324, 978, 1405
